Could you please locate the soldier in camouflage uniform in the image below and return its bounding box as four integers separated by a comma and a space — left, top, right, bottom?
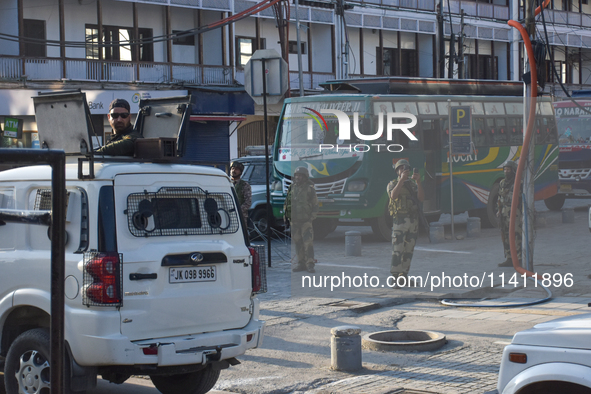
285, 167, 319, 273
96, 99, 143, 156
387, 159, 424, 285
230, 161, 252, 223
497, 160, 523, 267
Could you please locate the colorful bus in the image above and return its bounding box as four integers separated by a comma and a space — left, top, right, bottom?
550, 98, 591, 210
271, 81, 559, 240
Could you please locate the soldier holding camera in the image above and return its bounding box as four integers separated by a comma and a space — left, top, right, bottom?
387, 159, 424, 286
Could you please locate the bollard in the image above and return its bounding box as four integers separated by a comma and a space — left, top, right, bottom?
331, 325, 362, 371
429, 222, 445, 243
466, 217, 481, 238
536, 211, 547, 228
345, 231, 362, 256
562, 207, 575, 223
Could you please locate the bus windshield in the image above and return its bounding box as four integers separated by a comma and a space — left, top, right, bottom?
279, 100, 367, 148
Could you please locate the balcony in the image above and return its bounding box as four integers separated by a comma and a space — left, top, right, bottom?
519, 8, 591, 27
446, 0, 509, 20
0, 56, 235, 86
234, 69, 335, 91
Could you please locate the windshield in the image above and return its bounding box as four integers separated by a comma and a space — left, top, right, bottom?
279, 101, 367, 148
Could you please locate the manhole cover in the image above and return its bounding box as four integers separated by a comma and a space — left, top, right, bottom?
362, 330, 447, 352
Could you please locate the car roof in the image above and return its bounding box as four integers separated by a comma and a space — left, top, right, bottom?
233, 156, 267, 163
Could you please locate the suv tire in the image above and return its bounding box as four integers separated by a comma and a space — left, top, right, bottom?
5, 328, 81, 394
150, 367, 220, 394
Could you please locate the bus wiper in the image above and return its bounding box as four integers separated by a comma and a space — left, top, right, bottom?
298, 153, 323, 160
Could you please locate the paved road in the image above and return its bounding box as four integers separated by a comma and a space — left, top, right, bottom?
1, 199, 590, 393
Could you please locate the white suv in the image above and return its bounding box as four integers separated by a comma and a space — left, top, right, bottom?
0, 93, 265, 394
497, 313, 591, 394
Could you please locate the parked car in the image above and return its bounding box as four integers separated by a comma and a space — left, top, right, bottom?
496, 313, 591, 394
0, 92, 265, 394
233, 155, 277, 233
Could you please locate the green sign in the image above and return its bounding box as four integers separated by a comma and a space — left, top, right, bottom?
450, 106, 472, 155
4, 117, 22, 139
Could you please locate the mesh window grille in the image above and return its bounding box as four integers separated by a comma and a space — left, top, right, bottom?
251, 244, 268, 294
34, 189, 70, 211
126, 187, 240, 237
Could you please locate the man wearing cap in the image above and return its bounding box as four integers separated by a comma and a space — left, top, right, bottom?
230, 161, 252, 223
96, 98, 142, 156
497, 160, 523, 267
387, 159, 424, 287
285, 166, 319, 273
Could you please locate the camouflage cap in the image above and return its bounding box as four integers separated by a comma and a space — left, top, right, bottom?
394, 159, 410, 171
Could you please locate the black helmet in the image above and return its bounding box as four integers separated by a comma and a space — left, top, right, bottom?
294, 166, 309, 178
502, 160, 518, 172
230, 161, 245, 172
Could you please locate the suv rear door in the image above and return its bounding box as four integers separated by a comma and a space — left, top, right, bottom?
113, 172, 253, 341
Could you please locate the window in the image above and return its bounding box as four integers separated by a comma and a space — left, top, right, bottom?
23, 19, 46, 57
288, 41, 307, 54
172, 30, 195, 46
236, 37, 265, 68
467, 54, 498, 80
379, 48, 417, 77
126, 188, 240, 237
85, 25, 153, 61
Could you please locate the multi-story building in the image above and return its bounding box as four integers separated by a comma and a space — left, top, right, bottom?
0, 0, 589, 156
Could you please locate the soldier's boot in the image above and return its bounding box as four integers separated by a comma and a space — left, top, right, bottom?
292, 263, 307, 272
306, 262, 315, 273
498, 258, 513, 267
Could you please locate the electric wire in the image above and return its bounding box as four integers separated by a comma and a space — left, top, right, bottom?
443, 1, 554, 308
0, 0, 282, 49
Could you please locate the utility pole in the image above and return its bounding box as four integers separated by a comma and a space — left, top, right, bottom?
458, 10, 465, 79
448, 33, 455, 79
335, 0, 349, 79
522, 0, 536, 271
294, 0, 305, 96
437, 0, 445, 78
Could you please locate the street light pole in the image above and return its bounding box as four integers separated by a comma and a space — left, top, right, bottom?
294, 0, 305, 97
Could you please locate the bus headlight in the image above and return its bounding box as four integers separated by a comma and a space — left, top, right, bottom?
347, 180, 367, 192
272, 180, 283, 191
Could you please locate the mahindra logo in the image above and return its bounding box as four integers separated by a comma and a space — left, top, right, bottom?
190, 253, 204, 263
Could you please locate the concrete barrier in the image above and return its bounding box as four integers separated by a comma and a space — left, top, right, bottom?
331, 325, 362, 371
466, 217, 481, 238
562, 207, 575, 223
429, 222, 444, 243
345, 231, 362, 256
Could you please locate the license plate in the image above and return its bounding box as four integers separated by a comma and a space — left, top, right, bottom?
169, 266, 216, 283
560, 184, 572, 192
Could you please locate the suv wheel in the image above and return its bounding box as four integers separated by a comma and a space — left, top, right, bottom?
4, 328, 80, 394
251, 209, 269, 234
150, 367, 220, 394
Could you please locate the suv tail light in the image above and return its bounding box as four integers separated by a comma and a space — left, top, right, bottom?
248, 246, 267, 294
83, 252, 123, 307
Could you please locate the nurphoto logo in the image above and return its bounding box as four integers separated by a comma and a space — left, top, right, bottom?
304, 108, 418, 153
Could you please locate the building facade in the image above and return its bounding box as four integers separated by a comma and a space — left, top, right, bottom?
0, 0, 589, 153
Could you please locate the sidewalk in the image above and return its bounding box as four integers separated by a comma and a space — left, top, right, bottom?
215, 200, 591, 393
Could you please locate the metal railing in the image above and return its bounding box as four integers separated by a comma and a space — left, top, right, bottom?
289, 71, 335, 90
446, 0, 509, 20
0, 55, 236, 86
